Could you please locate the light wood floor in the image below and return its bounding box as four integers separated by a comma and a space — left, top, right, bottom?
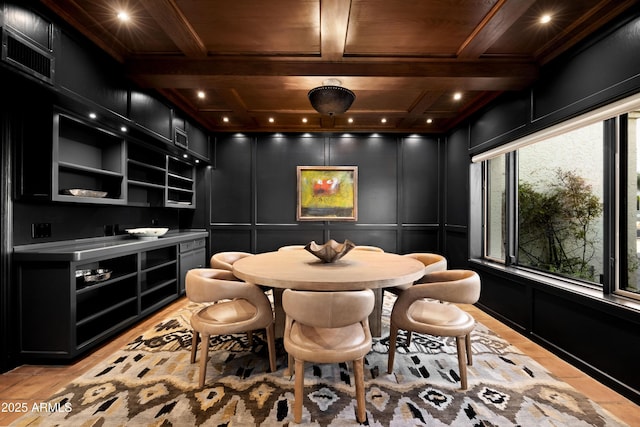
0, 298, 638, 426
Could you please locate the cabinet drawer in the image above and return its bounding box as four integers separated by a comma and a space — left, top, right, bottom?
180, 238, 206, 252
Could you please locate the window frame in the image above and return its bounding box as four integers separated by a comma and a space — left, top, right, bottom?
478, 94, 640, 303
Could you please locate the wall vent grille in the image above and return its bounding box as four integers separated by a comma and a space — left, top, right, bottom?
2, 29, 54, 84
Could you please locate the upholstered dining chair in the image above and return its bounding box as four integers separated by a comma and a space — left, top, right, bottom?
210, 251, 254, 272
282, 289, 375, 423
186, 268, 277, 388
387, 269, 481, 390
386, 252, 448, 295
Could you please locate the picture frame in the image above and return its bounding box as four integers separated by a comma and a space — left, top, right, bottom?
297, 166, 358, 221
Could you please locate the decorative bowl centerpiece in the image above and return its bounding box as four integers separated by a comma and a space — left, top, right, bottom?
61, 188, 108, 198
75, 268, 112, 284
304, 239, 355, 263
125, 227, 169, 240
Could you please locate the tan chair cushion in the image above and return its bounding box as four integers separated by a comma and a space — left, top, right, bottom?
394, 299, 476, 337
186, 268, 274, 335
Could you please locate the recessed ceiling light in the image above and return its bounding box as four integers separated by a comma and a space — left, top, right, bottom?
268, 117, 275, 123
117, 11, 130, 22
426, 118, 433, 124
120, 126, 127, 132
302, 118, 308, 123
348, 118, 354, 123
89, 113, 97, 119
453, 92, 462, 101
197, 91, 205, 99
540, 14, 552, 24
381, 118, 387, 123
222, 116, 229, 123
182, 154, 188, 159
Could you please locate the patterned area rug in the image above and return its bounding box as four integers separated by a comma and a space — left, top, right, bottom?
11, 296, 628, 426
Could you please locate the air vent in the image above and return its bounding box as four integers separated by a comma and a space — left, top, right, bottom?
2, 29, 54, 84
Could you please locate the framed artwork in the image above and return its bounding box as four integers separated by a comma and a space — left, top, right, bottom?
297, 166, 358, 221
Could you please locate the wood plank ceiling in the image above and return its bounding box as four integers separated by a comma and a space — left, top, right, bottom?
40, 0, 638, 133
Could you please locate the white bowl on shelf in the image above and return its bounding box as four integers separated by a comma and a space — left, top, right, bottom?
125, 227, 169, 239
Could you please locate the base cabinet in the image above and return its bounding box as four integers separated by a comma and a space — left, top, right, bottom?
16, 234, 205, 360
178, 238, 207, 295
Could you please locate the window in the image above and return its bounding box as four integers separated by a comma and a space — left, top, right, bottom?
485, 156, 506, 262
620, 112, 640, 296
477, 94, 640, 301
518, 123, 604, 284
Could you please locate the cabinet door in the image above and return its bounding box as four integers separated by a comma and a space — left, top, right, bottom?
179, 242, 206, 294
187, 121, 210, 161
130, 90, 172, 141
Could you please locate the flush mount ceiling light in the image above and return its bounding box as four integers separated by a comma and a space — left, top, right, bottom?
308, 79, 355, 116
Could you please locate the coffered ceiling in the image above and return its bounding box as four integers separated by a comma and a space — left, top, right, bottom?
40, 0, 638, 133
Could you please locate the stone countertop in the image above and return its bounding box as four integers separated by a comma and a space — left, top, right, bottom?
13, 229, 208, 262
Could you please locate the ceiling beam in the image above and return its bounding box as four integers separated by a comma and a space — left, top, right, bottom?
125, 57, 538, 80
138, 0, 207, 57
320, 0, 351, 61
457, 0, 537, 59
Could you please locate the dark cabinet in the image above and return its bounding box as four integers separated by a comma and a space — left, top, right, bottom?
166, 156, 195, 208
178, 238, 207, 294
126, 143, 166, 207
187, 122, 210, 161
129, 90, 172, 141
19, 253, 139, 357
140, 246, 178, 314
52, 112, 126, 204
15, 232, 206, 359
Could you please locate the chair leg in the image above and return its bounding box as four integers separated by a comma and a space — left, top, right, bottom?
455, 336, 468, 390
406, 330, 413, 346
465, 332, 473, 365
247, 330, 253, 346
294, 358, 305, 423
287, 353, 294, 377
190, 330, 199, 364
265, 323, 277, 372
387, 323, 398, 374
353, 357, 367, 423
199, 333, 210, 388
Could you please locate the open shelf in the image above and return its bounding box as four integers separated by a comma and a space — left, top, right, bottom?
53, 112, 126, 204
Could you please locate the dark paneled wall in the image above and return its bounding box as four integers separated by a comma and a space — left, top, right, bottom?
210, 134, 443, 255
469, 12, 640, 156
457, 10, 640, 404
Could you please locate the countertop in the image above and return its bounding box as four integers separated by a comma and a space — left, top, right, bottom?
13, 229, 208, 262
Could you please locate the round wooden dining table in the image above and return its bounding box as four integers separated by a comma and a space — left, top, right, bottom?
233, 249, 425, 337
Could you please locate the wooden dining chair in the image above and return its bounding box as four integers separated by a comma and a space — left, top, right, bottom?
186, 268, 277, 388
283, 289, 375, 423
387, 269, 481, 390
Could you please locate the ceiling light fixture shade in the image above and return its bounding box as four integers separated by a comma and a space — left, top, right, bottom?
308, 79, 355, 115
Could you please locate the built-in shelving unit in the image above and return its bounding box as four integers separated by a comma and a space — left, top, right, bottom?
140, 246, 177, 313
166, 156, 195, 208
15, 232, 207, 359
75, 254, 138, 349
126, 143, 166, 207
52, 113, 126, 204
